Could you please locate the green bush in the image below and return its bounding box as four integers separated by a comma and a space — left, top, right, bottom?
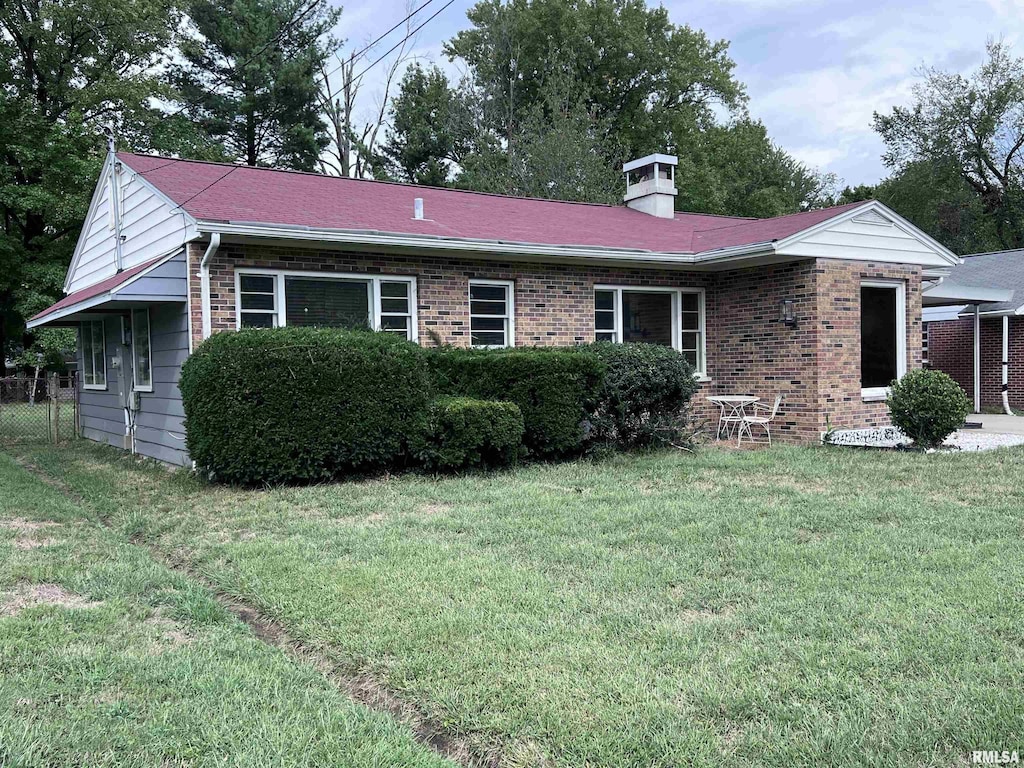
413, 397, 524, 470
180, 328, 430, 484
887, 368, 971, 449
585, 342, 700, 448
427, 347, 605, 458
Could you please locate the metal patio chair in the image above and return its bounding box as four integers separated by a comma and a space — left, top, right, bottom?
737, 394, 783, 446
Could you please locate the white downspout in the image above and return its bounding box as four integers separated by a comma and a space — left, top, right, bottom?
1002, 315, 1012, 415
199, 233, 221, 340
973, 304, 981, 413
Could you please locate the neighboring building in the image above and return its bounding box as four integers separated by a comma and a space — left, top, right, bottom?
29, 148, 991, 464
923, 250, 1023, 412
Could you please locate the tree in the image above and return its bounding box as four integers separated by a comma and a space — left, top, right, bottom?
0, 0, 184, 360
873, 41, 1024, 250
319, 5, 422, 179
382, 0, 831, 216
172, 0, 340, 170
378, 64, 476, 186
457, 75, 624, 202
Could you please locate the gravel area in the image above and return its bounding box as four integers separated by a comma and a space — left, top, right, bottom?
827, 426, 1024, 452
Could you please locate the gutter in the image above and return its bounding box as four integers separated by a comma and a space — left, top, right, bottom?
195, 220, 775, 267
199, 232, 221, 339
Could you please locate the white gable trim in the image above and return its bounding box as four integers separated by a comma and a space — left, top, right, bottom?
64, 153, 115, 292
64, 154, 200, 294
774, 200, 961, 269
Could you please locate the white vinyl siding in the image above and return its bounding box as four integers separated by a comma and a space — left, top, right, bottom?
131, 308, 153, 392
234, 269, 417, 340
469, 280, 514, 348
593, 285, 706, 376
82, 319, 107, 390
67, 157, 198, 294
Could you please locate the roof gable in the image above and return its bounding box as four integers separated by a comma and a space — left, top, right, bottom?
773, 200, 960, 269
114, 153, 956, 270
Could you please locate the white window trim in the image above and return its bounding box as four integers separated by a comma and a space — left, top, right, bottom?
860, 279, 907, 401
593, 285, 707, 379
469, 279, 515, 348
131, 308, 153, 393
233, 268, 418, 341
82, 319, 107, 391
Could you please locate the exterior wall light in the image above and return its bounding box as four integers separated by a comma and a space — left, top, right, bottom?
780, 299, 797, 328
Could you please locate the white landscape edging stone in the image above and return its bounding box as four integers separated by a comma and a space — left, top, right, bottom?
823, 427, 1024, 452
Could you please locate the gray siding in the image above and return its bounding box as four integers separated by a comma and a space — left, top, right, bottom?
115, 253, 188, 302
78, 317, 127, 449
134, 304, 190, 467
78, 304, 191, 467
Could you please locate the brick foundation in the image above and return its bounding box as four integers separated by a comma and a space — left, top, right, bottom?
187, 241, 922, 443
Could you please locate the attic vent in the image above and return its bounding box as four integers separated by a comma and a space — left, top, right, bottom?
852, 209, 892, 227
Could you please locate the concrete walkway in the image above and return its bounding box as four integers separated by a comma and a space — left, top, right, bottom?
969, 413, 1024, 435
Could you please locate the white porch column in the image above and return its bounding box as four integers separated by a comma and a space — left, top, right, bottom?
973, 304, 981, 413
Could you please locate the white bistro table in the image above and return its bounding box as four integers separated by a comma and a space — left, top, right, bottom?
707, 395, 760, 444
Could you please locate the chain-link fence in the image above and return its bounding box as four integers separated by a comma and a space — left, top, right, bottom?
0, 374, 79, 445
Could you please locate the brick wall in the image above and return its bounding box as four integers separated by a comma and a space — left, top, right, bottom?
815, 260, 923, 432
186, 242, 923, 442
927, 315, 1024, 410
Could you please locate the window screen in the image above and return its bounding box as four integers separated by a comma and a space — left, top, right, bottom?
284, 277, 370, 329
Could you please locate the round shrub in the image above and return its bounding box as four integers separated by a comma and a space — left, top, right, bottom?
413, 397, 524, 470
585, 342, 700, 448
180, 328, 430, 484
426, 347, 605, 459
887, 368, 971, 449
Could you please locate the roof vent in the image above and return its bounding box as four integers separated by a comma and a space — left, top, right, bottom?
414, 197, 424, 220
623, 153, 677, 219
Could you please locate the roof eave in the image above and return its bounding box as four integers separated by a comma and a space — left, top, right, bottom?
196, 220, 704, 265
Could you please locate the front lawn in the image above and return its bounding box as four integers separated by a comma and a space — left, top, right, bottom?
6, 441, 1024, 766
0, 451, 452, 767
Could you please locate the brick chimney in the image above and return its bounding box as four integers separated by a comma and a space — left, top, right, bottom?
623, 154, 677, 219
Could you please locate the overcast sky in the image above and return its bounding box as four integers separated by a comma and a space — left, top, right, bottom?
332, 0, 1023, 187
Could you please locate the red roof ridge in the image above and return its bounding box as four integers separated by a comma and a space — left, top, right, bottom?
117, 152, 769, 223
119, 152, 629, 211
691, 199, 873, 237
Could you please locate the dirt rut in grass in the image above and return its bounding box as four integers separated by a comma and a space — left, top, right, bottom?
9, 455, 491, 768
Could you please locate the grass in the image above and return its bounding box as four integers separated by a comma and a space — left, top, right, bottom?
5, 441, 1024, 766
0, 451, 453, 767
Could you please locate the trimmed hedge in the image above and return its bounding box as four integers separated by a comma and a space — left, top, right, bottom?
179, 328, 430, 484
585, 342, 700, 448
887, 368, 971, 449
413, 397, 524, 470
426, 347, 605, 458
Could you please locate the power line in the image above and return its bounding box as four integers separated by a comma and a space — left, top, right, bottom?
169, 164, 245, 211
320, 0, 455, 89
347, 0, 437, 64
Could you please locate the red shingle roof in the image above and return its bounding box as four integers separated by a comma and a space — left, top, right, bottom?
30, 254, 167, 322
119, 153, 869, 255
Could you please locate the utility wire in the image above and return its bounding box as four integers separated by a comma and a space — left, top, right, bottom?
348, 0, 455, 86
169, 164, 245, 211
346, 0, 437, 64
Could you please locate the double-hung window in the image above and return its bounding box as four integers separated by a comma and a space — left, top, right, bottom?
860, 280, 906, 399
81, 319, 106, 390
131, 308, 153, 392
235, 270, 417, 340
593, 286, 706, 376
469, 280, 514, 348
